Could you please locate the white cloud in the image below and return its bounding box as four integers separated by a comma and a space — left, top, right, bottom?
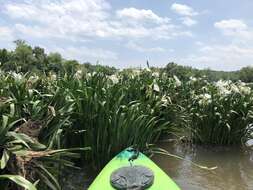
214, 19, 253, 40
126, 41, 166, 52
203, 19, 253, 70
0, 26, 14, 40
171, 3, 198, 16
4, 0, 112, 39
5, 0, 110, 21
15, 24, 54, 38
3, 1, 191, 40
50, 46, 118, 62
116, 7, 169, 24
0, 26, 15, 49
171, 3, 198, 27
178, 44, 253, 70
214, 19, 248, 31
181, 17, 197, 26
214, 19, 247, 31
200, 44, 253, 56
195, 41, 204, 46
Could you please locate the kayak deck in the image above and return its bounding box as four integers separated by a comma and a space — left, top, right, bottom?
88, 149, 181, 190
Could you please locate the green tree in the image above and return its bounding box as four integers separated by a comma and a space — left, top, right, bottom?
13, 40, 35, 72
33, 46, 48, 73
47, 53, 63, 74
238, 66, 253, 82
0, 49, 10, 65
63, 60, 79, 75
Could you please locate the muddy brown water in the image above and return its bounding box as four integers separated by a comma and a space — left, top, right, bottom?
63, 143, 253, 190
152, 142, 253, 190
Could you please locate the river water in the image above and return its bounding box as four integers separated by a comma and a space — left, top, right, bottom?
63, 143, 253, 190
153, 142, 253, 190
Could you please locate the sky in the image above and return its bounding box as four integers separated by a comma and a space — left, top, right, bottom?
1, 0, 253, 71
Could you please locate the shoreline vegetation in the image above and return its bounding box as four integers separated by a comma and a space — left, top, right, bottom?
0, 41, 253, 190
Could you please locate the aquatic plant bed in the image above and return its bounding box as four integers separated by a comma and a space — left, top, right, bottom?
0, 69, 253, 189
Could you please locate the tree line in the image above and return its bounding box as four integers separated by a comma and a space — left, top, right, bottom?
1, 40, 253, 82
163, 62, 253, 82
0, 40, 117, 75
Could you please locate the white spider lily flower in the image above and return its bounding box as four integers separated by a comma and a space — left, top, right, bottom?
152, 72, 159, 77
173, 75, 181, 87
245, 139, 253, 147
132, 69, 141, 75
51, 74, 57, 80
48, 72, 57, 80
230, 84, 240, 93
219, 87, 231, 96
190, 76, 197, 82
198, 93, 212, 105
239, 81, 246, 86
203, 93, 211, 100
153, 83, 160, 92
239, 86, 251, 95
74, 70, 83, 79
215, 80, 231, 95
215, 80, 229, 88
109, 74, 119, 84
161, 96, 168, 104
161, 95, 171, 104
11, 72, 22, 81
145, 67, 151, 72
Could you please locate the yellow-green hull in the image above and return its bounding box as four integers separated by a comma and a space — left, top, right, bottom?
88, 149, 181, 190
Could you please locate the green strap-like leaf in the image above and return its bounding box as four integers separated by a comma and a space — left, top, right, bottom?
0, 175, 37, 190
35, 164, 60, 190
0, 149, 10, 169
10, 103, 15, 117
2, 115, 8, 129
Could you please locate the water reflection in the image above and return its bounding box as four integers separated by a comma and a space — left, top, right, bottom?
152, 143, 253, 190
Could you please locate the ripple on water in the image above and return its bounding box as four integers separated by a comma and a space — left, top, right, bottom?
152, 143, 253, 190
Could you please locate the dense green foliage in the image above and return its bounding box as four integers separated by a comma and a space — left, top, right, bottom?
164, 62, 253, 82
181, 78, 253, 145
1, 41, 253, 189
0, 73, 90, 190
0, 40, 117, 76
0, 70, 187, 189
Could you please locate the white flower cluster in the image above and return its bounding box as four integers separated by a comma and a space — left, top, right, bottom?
161, 95, 172, 105
189, 76, 197, 82
152, 72, 159, 78
238, 82, 251, 95
108, 74, 119, 84
198, 93, 212, 105
215, 80, 251, 96
153, 83, 160, 92
74, 70, 83, 79
215, 80, 231, 95
132, 69, 141, 76
9, 71, 23, 81
173, 75, 182, 87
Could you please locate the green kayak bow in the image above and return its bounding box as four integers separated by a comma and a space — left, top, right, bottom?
88, 148, 181, 190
